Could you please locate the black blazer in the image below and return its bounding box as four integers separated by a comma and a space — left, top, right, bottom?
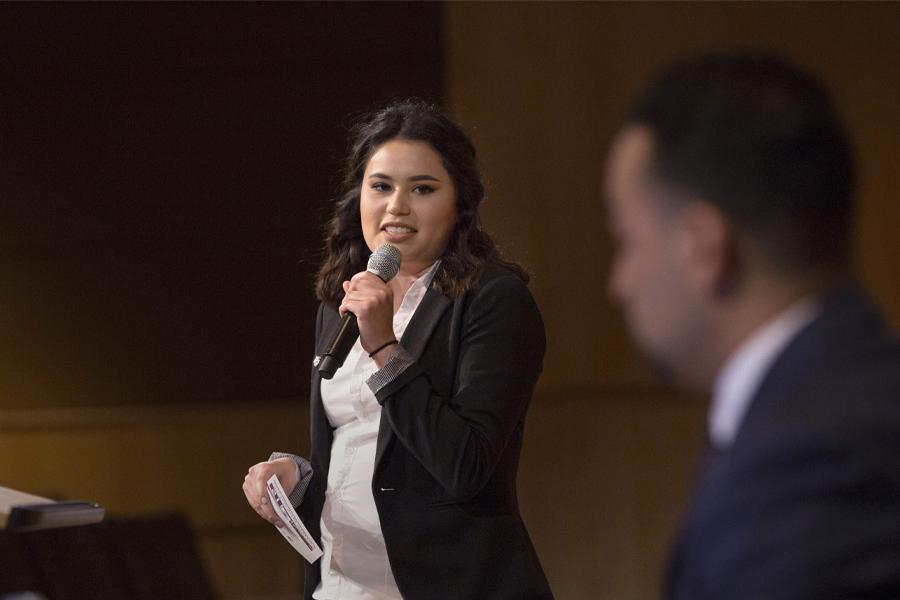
299, 263, 554, 599
667, 284, 900, 599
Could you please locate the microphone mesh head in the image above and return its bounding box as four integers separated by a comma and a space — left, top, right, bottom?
367, 244, 402, 282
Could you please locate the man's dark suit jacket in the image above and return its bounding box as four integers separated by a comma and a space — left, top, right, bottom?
299, 263, 554, 599
667, 284, 900, 599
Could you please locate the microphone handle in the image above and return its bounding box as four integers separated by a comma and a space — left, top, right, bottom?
317, 311, 360, 380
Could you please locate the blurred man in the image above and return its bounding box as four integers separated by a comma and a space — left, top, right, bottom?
605, 52, 900, 599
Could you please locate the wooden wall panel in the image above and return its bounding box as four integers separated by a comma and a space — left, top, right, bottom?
518, 390, 705, 599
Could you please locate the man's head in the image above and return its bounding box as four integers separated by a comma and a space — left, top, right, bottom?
605, 51, 855, 387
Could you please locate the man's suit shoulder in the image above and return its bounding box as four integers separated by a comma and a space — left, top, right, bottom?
752, 290, 900, 457
798, 334, 900, 443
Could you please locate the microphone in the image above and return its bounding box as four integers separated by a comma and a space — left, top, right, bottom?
316, 244, 402, 380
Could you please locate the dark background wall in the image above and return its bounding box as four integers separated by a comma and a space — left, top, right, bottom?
1, 3, 442, 409
2, 3, 900, 599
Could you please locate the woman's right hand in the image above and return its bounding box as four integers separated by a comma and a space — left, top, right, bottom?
242, 457, 300, 527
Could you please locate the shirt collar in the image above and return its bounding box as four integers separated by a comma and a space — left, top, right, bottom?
417, 260, 441, 290
709, 297, 820, 449
394, 260, 441, 320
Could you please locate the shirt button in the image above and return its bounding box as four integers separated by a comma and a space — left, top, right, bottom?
345, 446, 355, 454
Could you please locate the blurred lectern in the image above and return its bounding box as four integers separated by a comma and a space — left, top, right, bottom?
0, 488, 214, 599
0, 485, 104, 531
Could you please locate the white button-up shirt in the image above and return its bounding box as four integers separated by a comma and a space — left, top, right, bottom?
709, 297, 820, 449
314, 261, 439, 600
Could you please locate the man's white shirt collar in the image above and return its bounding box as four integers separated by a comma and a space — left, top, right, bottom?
709, 297, 820, 449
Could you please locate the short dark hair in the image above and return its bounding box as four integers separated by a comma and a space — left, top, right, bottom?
624, 51, 856, 271
315, 100, 528, 308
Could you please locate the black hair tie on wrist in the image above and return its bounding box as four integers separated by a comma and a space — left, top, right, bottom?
368, 339, 399, 358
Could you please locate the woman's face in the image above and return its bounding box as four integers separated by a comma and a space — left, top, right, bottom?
360, 139, 458, 274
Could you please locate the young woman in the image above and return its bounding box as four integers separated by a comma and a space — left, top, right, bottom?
243, 101, 553, 599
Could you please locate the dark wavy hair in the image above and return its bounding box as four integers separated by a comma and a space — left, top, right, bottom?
315, 100, 528, 308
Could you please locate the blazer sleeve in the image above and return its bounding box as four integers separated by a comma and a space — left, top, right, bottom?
373, 274, 545, 501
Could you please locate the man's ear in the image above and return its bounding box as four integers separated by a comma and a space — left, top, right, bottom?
676, 200, 738, 295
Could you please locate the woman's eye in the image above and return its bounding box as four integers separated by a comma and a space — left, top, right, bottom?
413, 184, 435, 195
371, 182, 391, 192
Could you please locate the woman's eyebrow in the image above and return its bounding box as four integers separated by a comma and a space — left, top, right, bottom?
368, 173, 441, 183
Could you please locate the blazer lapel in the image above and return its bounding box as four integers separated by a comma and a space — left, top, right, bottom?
374, 286, 452, 472
397, 287, 452, 361
313, 307, 344, 372
665, 439, 729, 598
311, 307, 343, 475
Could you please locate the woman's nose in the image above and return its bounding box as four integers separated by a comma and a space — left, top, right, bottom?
386, 191, 411, 215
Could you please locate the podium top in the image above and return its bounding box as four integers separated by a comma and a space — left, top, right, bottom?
1, 485, 52, 504
1, 485, 104, 531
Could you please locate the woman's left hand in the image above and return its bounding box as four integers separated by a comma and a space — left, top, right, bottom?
340, 271, 395, 355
